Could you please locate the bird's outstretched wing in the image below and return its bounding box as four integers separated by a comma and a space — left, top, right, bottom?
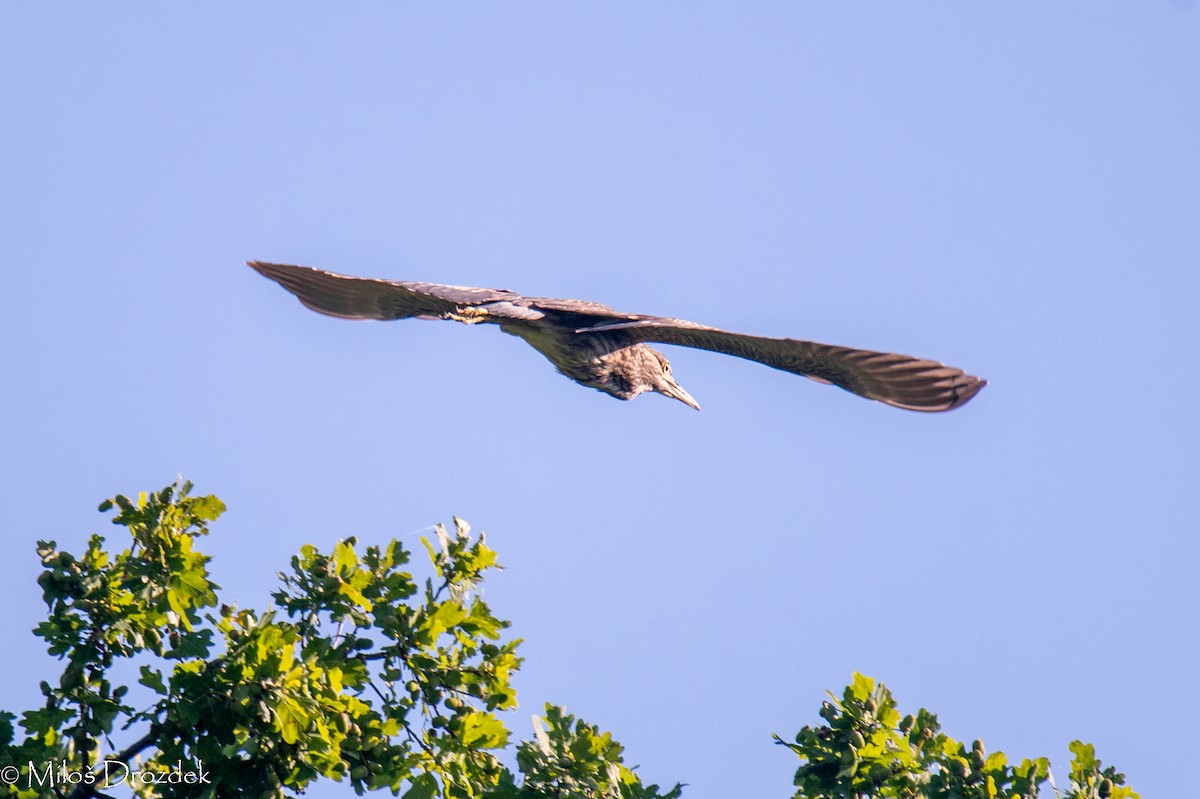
250, 261, 644, 326
248, 261, 521, 320
579, 317, 985, 412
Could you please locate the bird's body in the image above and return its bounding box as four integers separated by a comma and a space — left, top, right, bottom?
502, 324, 697, 406
248, 261, 985, 412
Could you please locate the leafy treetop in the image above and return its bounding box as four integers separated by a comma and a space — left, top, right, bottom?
0, 481, 1134, 799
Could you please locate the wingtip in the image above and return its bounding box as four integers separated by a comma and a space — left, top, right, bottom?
936, 374, 987, 412
247, 260, 303, 281
875, 370, 987, 413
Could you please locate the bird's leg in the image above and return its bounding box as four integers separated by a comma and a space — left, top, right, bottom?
444, 306, 491, 324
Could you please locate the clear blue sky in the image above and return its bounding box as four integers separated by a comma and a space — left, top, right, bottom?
2, 4, 1196, 797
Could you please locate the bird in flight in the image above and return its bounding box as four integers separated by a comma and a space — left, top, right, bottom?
248, 261, 985, 412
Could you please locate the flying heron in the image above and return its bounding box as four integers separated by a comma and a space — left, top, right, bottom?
248, 261, 985, 412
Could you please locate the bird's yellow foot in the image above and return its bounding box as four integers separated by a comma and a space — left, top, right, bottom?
447, 306, 490, 324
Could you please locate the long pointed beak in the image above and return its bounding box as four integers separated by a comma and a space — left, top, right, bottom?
660, 381, 701, 411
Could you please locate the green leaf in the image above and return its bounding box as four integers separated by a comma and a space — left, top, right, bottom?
275, 697, 307, 745
170, 630, 213, 659
459, 711, 509, 749
139, 665, 167, 695
403, 772, 439, 799
333, 539, 359, 573
336, 575, 372, 607
416, 600, 468, 645
191, 494, 226, 521
337, 580, 373, 611
849, 672, 874, 702
166, 589, 193, 630
1069, 739, 1098, 773
419, 536, 440, 573
177, 569, 211, 595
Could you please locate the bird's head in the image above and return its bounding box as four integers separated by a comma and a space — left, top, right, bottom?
585, 342, 701, 410
645, 351, 701, 411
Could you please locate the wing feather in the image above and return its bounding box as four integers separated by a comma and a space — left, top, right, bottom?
525, 296, 633, 318
580, 317, 985, 412
247, 261, 520, 320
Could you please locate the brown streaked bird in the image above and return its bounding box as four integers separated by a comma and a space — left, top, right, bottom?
248, 261, 985, 412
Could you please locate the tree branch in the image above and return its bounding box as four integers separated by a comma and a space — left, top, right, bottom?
65, 730, 157, 799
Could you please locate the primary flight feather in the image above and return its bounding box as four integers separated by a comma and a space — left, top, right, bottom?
248, 261, 985, 412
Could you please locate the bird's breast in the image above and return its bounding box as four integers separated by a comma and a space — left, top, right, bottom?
498, 322, 632, 394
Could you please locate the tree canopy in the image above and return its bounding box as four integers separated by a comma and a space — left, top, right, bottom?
0, 481, 1136, 799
